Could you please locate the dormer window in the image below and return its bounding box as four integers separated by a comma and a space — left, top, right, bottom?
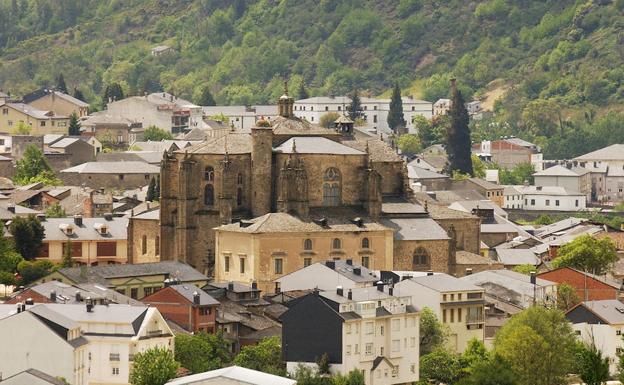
94, 223, 108, 235
59, 223, 74, 235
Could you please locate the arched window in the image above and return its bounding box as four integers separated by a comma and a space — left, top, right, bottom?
204, 166, 214, 181
323, 167, 341, 206
332, 238, 342, 250
237, 187, 243, 206
412, 247, 429, 267
303, 239, 313, 251
361, 238, 370, 249
141, 235, 147, 255
237, 173, 243, 185
155, 236, 160, 255
204, 184, 214, 206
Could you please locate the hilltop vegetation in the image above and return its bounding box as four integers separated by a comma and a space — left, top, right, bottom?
0, 0, 623, 157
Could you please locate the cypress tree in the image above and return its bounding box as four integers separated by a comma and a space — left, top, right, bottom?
347, 89, 363, 120
387, 82, 406, 133
146, 177, 156, 202
446, 79, 473, 176
197, 85, 216, 106
297, 81, 309, 100
68, 112, 81, 136
73, 87, 85, 102
56, 73, 68, 93
155, 175, 161, 200
102, 83, 124, 105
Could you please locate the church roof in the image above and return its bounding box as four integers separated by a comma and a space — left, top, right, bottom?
341, 139, 402, 162
270, 116, 340, 137
274, 137, 365, 155
187, 133, 252, 154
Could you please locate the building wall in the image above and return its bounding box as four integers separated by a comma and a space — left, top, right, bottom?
0, 105, 69, 135
606, 175, 624, 202
54, 141, 96, 165
60, 171, 157, 189
522, 194, 586, 211
491, 148, 532, 170
128, 217, 161, 264
107, 98, 173, 132
29, 94, 89, 117
572, 323, 623, 374
11, 135, 44, 159
392, 239, 451, 273
534, 174, 591, 199
142, 288, 217, 333
40, 240, 127, 265
434, 217, 481, 255
538, 269, 618, 301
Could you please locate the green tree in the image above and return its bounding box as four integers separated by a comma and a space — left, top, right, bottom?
61, 238, 73, 268
414, 115, 436, 148
297, 80, 309, 100
512, 264, 535, 275
102, 82, 124, 104
461, 338, 488, 375
130, 347, 178, 385
347, 89, 363, 120
146, 177, 157, 202
68, 112, 81, 136
12, 121, 31, 135
0, 271, 16, 287
143, 126, 173, 141
0, 225, 22, 272
320, 112, 340, 128
557, 283, 580, 310
9, 215, 45, 260
56, 73, 68, 93
233, 336, 285, 376
457, 354, 517, 385
552, 234, 618, 275
17, 260, 54, 285
618, 347, 624, 384
174, 332, 231, 374
420, 307, 447, 355
577, 340, 609, 385
73, 87, 85, 102
45, 203, 67, 218
316, 352, 330, 375
420, 348, 463, 384
14, 145, 61, 186
387, 82, 406, 133
471, 154, 486, 178
534, 214, 554, 225
494, 306, 577, 385
155, 175, 161, 200
397, 134, 420, 156
197, 85, 216, 106
446, 80, 473, 175
333, 369, 365, 385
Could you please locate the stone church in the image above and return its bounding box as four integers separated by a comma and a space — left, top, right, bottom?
160, 88, 460, 278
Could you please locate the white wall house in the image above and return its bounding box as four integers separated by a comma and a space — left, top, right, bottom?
293, 96, 433, 134
521, 186, 586, 211
202, 105, 278, 131
574, 144, 624, 202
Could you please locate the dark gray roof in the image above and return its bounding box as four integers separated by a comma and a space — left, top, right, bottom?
208, 281, 260, 293
407, 273, 483, 292
576, 300, 624, 324
574, 144, 624, 161
381, 197, 426, 215
376, 307, 392, 317
407, 165, 449, 180
61, 161, 160, 174
494, 248, 539, 266
1, 368, 71, 385
169, 284, 219, 306
40, 217, 128, 241
11, 280, 138, 305
274, 137, 365, 155
380, 217, 450, 241
57, 261, 208, 284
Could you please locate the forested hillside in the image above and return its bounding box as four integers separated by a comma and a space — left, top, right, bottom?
0, 0, 623, 158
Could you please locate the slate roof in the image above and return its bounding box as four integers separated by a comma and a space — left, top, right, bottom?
448, 200, 508, 218
187, 133, 252, 154
380, 217, 450, 241
407, 165, 449, 180
10, 280, 140, 305
166, 366, 296, 385
7, 103, 64, 119
494, 248, 539, 266
168, 284, 219, 306
455, 250, 501, 266
97, 151, 163, 164
56, 261, 207, 284
39, 303, 148, 327
534, 165, 589, 177
39, 217, 128, 241
574, 144, 624, 161
1, 368, 71, 385
341, 138, 402, 162
61, 161, 160, 174
270, 116, 340, 137
274, 137, 365, 155
81, 112, 134, 126
520, 186, 584, 196
43, 134, 64, 145
381, 197, 426, 215
406, 273, 483, 293
133, 208, 159, 220
320, 286, 394, 303
207, 281, 260, 293
573, 300, 624, 324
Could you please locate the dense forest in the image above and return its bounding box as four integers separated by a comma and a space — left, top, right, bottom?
0, 0, 623, 158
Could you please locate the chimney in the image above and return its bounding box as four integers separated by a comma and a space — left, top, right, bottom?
353, 267, 361, 276
530, 271, 537, 285
75, 291, 82, 302
450, 78, 457, 93
50, 290, 57, 302
325, 260, 335, 270
21, 303, 25, 312
7, 204, 14, 213
25, 298, 34, 305
16, 303, 21, 313
465, 268, 473, 276
376, 281, 384, 292
104, 213, 113, 221
73, 214, 83, 226
347, 289, 352, 300
251, 281, 258, 290
336, 286, 343, 297
227, 282, 234, 291
427, 270, 434, 276
388, 287, 394, 296
36, 213, 46, 222
346, 259, 353, 266
193, 291, 200, 305
86, 297, 93, 312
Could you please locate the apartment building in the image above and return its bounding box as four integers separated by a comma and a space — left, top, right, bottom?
24, 88, 90, 117
281, 285, 420, 385
0, 102, 69, 134
574, 144, 624, 202
394, 273, 485, 353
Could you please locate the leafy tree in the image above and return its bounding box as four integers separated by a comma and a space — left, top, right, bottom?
446, 80, 473, 175
0, 271, 16, 287
130, 346, 178, 385
347, 89, 363, 120
461, 338, 488, 375
414, 115, 436, 148
397, 134, 420, 156
146, 177, 157, 202
14, 145, 61, 186
316, 352, 330, 375
557, 283, 580, 311
45, 203, 66, 218
577, 339, 609, 385
333, 369, 365, 385
143, 126, 173, 141
9, 215, 45, 260
174, 332, 231, 374
56, 73, 68, 93
197, 85, 216, 106
233, 336, 285, 376
618, 347, 624, 384
102, 82, 124, 104
457, 354, 517, 385
292, 365, 332, 385
73, 87, 85, 102
207, 113, 229, 123
512, 264, 535, 275
297, 80, 309, 100
17, 260, 54, 285
12, 121, 31, 135
68, 112, 81, 136
387, 82, 406, 133
61, 238, 73, 268
420, 348, 463, 384
420, 307, 447, 355
494, 306, 577, 385
534, 214, 554, 225
471, 154, 486, 178
0, 225, 22, 272
498, 163, 535, 185
552, 234, 618, 275
320, 112, 340, 128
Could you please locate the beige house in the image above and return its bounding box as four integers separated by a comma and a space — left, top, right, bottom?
214, 212, 394, 293
0, 102, 69, 135
395, 273, 485, 353
35, 215, 129, 265
24, 89, 90, 117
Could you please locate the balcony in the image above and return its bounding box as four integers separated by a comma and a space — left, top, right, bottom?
109, 353, 120, 361
466, 314, 485, 325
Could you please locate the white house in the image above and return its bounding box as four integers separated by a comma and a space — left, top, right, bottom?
275, 260, 378, 292
293, 96, 433, 134
574, 144, 624, 202
520, 186, 586, 211
201, 105, 278, 131
394, 273, 485, 353
166, 366, 296, 385
534, 165, 592, 200
0, 303, 174, 385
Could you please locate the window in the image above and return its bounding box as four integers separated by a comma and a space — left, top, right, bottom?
303, 258, 311, 267
392, 319, 400, 331
525, 199, 528, 205
450, 309, 455, 323
361, 237, 370, 249
96, 242, 115, 256
237, 173, 243, 184
112, 368, 119, 375
237, 187, 243, 206
240, 257, 245, 274
155, 236, 160, 255
361, 256, 370, 268
204, 184, 214, 206
575, 199, 579, 207
204, 166, 214, 181
365, 343, 373, 355
303, 239, 313, 251
412, 247, 429, 268
531, 199, 535, 205
325, 106, 328, 111
373, 115, 377, 123
1, 108, 7, 115
332, 238, 342, 250
365, 322, 374, 334
118, 174, 124, 180
555, 200, 560, 206
380, 325, 384, 335
545, 199, 550, 206
224, 256, 230, 272
141, 235, 147, 254
323, 168, 341, 206
130, 288, 138, 299
346, 324, 352, 334
443, 309, 447, 323
458, 308, 462, 322
144, 287, 153, 296
275, 258, 283, 274
346, 345, 351, 355
338, 106, 341, 111
7, 120, 12, 126
63, 242, 82, 257
392, 339, 400, 352
200, 307, 212, 315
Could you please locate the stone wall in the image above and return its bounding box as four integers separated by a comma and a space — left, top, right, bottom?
128, 217, 161, 264
393, 239, 451, 272
435, 217, 481, 254
60, 171, 156, 189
